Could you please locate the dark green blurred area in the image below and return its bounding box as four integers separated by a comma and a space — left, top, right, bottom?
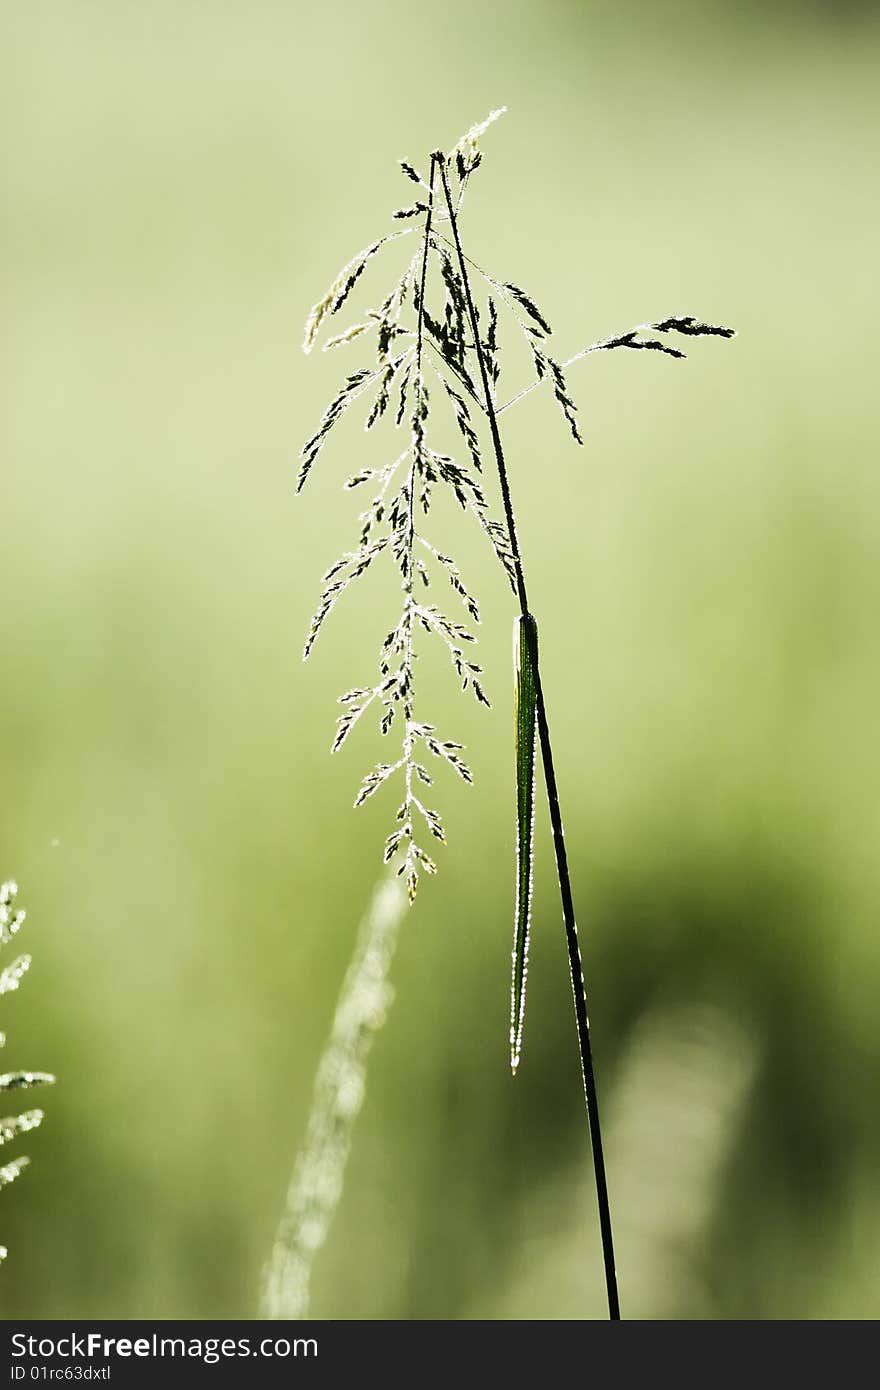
2, 0, 878, 1319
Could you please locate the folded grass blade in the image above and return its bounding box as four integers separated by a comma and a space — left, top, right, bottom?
510, 613, 538, 1073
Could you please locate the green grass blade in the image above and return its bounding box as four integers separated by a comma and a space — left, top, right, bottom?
510, 613, 538, 1073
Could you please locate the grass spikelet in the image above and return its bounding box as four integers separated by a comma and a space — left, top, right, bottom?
322, 320, 373, 352
302, 231, 413, 354
448, 106, 507, 175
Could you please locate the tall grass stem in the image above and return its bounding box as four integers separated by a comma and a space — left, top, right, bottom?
438, 162, 621, 1320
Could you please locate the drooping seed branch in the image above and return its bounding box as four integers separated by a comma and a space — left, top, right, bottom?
299, 143, 507, 904
397, 155, 439, 900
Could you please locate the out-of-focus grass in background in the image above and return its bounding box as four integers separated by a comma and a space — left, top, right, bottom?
1, 0, 878, 1318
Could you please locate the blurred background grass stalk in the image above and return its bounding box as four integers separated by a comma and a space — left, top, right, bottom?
262, 876, 405, 1319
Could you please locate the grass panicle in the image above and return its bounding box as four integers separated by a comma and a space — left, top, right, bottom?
296, 109, 734, 1318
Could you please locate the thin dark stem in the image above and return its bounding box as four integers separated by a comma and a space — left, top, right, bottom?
415, 159, 438, 376
400, 156, 439, 843
438, 160, 621, 1321
423, 335, 484, 412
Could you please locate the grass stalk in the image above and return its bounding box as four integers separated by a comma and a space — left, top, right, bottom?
296, 110, 732, 1318
261, 875, 407, 1319
438, 160, 621, 1320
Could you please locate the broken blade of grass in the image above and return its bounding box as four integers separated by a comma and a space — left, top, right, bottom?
511, 612, 538, 1074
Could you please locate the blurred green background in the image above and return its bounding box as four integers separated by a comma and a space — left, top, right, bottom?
2, 0, 879, 1320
